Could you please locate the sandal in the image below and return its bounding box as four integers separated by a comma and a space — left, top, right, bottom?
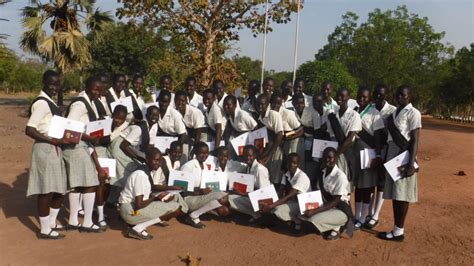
363, 216, 379, 229
79, 224, 106, 233
184, 216, 206, 229
378, 231, 404, 242
37, 230, 65, 240
127, 228, 153, 240
65, 223, 82, 231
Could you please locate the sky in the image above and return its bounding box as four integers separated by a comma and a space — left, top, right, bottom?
1, 0, 473, 72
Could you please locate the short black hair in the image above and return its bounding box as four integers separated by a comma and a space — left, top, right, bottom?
243, 145, 257, 155
224, 95, 237, 105
270, 91, 283, 103
146, 105, 159, 114
112, 105, 128, 116
374, 83, 388, 92
202, 88, 215, 97
320, 80, 333, 90
216, 146, 229, 155
322, 147, 337, 158
175, 90, 187, 99
85, 75, 102, 90
132, 74, 144, 82
42, 70, 59, 83
397, 84, 412, 93
212, 79, 224, 88
158, 89, 172, 101
146, 147, 161, 159
287, 152, 300, 161
160, 74, 172, 83
185, 76, 196, 84
112, 73, 126, 84
263, 77, 274, 84
358, 86, 371, 95
169, 140, 182, 151
194, 141, 209, 152
292, 93, 305, 103
337, 87, 350, 96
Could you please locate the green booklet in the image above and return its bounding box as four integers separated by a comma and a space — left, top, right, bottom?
173, 180, 188, 190
205, 181, 220, 192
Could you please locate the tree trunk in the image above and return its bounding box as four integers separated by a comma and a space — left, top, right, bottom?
201, 32, 216, 90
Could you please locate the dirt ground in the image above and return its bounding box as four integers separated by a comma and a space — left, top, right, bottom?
0, 94, 473, 265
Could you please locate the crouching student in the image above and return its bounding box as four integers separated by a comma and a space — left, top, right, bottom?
180, 142, 231, 228
259, 153, 311, 233
118, 148, 182, 240
301, 147, 352, 241
215, 146, 247, 172
228, 145, 271, 223
26, 70, 68, 239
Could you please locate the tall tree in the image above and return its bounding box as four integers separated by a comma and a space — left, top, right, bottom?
20, 0, 113, 103
117, 0, 300, 90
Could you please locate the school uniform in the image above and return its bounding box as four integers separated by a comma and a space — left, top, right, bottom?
383, 103, 421, 203
283, 96, 293, 109
178, 104, 206, 140
303, 93, 312, 107
152, 155, 185, 186
376, 101, 397, 187
98, 96, 112, 117
217, 92, 240, 110
216, 160, 247, 173
152, 88, 175, 106
301, 165, 351, 233
129, 90, 146, 113
26, 91, 67, 196
353, 104, 385, 188
106, 87, 135, 121
118, 169, 181, 225
180, 159, 227, 212
323, 98, 338, 113
63, 91, 100, 188
259, 108, 284, 184
202, 102, 227, 143
280, 107, 304, 158
228, 108, 258, 135
228, 160, 271, 218
273, 169, 311, 222
157, 107, 187, 136
241, 96, 258, 119
188, 92, 204, 111
348, 98, 359, 110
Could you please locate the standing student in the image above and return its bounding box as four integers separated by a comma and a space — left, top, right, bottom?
280, 80, 294, 109
94, 73, 112, 118
130, 74, 146, 111
262, 77, 275, 97
174, 90, 206, 151
180, 142, 231, 228
293, 79, 311, 107
365, 84, 397, 229
352, 87, 385, 230
201, 89, 226, 151
106, 73, 143, 121
270, 92, 305, 169
214, 79, 240, 110
228, 145, 271, 223
378, 85, 421, 242
321, 81, 338, 113
118, 148, 182, 240
260, 153, 311, 233
184, 76, 204, 111
255, 94, 284, 185
326, 88, 362, 182
63, 76, 108, 233
152, 75, 175, 104
302, 147, 352, 241
26, 70, 68, 239
241, 80, 260, 119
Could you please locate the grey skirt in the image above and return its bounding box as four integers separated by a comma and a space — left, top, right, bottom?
27, 142, 67, 196
62, 141, 99, 188
353, 139, 378, 189
120, 201, 180, 225
184, 191, 227, 212
107, 137, 141, 187
264, 142, 284, 184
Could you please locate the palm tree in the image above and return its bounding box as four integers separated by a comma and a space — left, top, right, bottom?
20, 0, 113, 104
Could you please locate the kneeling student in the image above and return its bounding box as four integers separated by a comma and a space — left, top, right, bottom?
259, 153, 311, 233
118, 148, 182, 240
301, 147, 352, 240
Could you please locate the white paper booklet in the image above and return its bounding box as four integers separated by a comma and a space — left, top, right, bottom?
297, 191, 324, 215
384, 151, 419, 182
248, 185, 279, 212
200, 170, 228, 191
227, 172, 255, 193
152, 136, 178, 153
98, 158, 117, 178
360, 148, 376, 170
110, 96, 134, 113
168, 170, 196, 192
47, 115, 85, 139
86, 118, 113, 137
312, 139, 339, 158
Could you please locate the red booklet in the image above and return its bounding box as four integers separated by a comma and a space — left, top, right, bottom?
233, 182, 248, 194
254, 138, 265, 154
90, 128, 104, 138
258, 198, 273, 207
101, 167, 109, 176
305, 202, 320, 210
63, 129, 81, 144
238, 146, 245, 156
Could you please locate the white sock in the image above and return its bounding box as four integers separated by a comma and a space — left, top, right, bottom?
190, 200, 222, 219
132, 217, 162, 235
49, 208, 61, 228
97, 205, 105, 225
68, 192, 81, 226
40, 215, 58, 236
393, 226, 404, 236
78, 193, 84, 214
372, 192, 384, 220
368, 192, 375, 216
354, 202, 362, 222
82, 192, 97, 228
361, 203, 370, 222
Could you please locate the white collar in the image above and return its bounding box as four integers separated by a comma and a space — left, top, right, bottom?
39, 91, 57, 106
323, 165, 339, 178
284, 168, 302, 180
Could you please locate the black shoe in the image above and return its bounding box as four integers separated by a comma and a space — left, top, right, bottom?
184, 216, 206, 229
324, 230, 340, 241
378, 231, 404, 242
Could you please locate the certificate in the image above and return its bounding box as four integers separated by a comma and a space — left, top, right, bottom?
47, 115, 85, 140
230, 132, 249, 156
248, 127, 268, 151
297, 191, 324, 214
98, 158, 116, 178
360, 148, 376, 170
152, 136, 178, 153
206, 140, 225, 152
110, 96, 134, 113
168, 170, 196, 192
200, 170, 227, 191
384, 151, 419, 182
204, 155, 217, 171
227, 172, 255, 193
248, 185, 279, 212
312, 139, 339, 158
86, 119, 113, 138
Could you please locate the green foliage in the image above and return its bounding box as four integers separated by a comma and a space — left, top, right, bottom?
233, 56, 262, 83
296, 59, 358, 95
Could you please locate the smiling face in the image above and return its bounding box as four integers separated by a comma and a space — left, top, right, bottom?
87, 80, 102, 101
133, 77, 144, 94
287, 155, 300, 174
114, 76, 127, 92
174, 94, 187, 113
146, 107, 160, 124
184, 79, 196, 96
217, 149, 229, 167
112, 111, 127, 128
203, 91, 215, 109
243, 147, 256, 167
195, 146, 209, 163
270, 95, 282, 112
158, 94, 171, 113
160, 77, 172, 90
357, 89, 371, 110
43, 75, 61, 97
294, 80, 305, 95
169, 145, 183, 162
257, 96, 269, 115
223, 97, 236, 116
336, 89, 349, 107
146, 150, 162, 171
322, 83, 333, 100
262, 79, 274, 96
322, 149, 337, 169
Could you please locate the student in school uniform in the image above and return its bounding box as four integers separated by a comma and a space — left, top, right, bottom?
321, 81, 338, 113
174, 90, 207, 152
260, 153, 311, 233
301, 147, 352, 241
255, 94, 284, 185
241, 80, 260, 120
270, 92, 305, 168
105, 73, 143, 121
215, 146, 247, 173
365, 84, 397, 229
326, 87, 362, 182
262, 77, 275, 97
153, 141, 187, 185
180, 142, 231, 228
280, 80, 294, 109
26, 70, 68, 239
152, 75, 175, 104
378, 85, 421, 242
228, 145, 271, 223
118, 148, 183, 240
130, 74, 146, 111
63, 76, 109, 233
201, 89, 226, 151
214, 79, 240, 110
184, 76, 204, 111
94, 73, 112, 118
293, 79, 312, 107
352, 87, 385, 230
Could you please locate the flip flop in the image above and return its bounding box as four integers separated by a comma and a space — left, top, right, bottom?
127, 228, 153, 240
65, 223, 82, 231
79, 224, 106, 233
37, 230, 65, 240
378, 231, 405, 242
